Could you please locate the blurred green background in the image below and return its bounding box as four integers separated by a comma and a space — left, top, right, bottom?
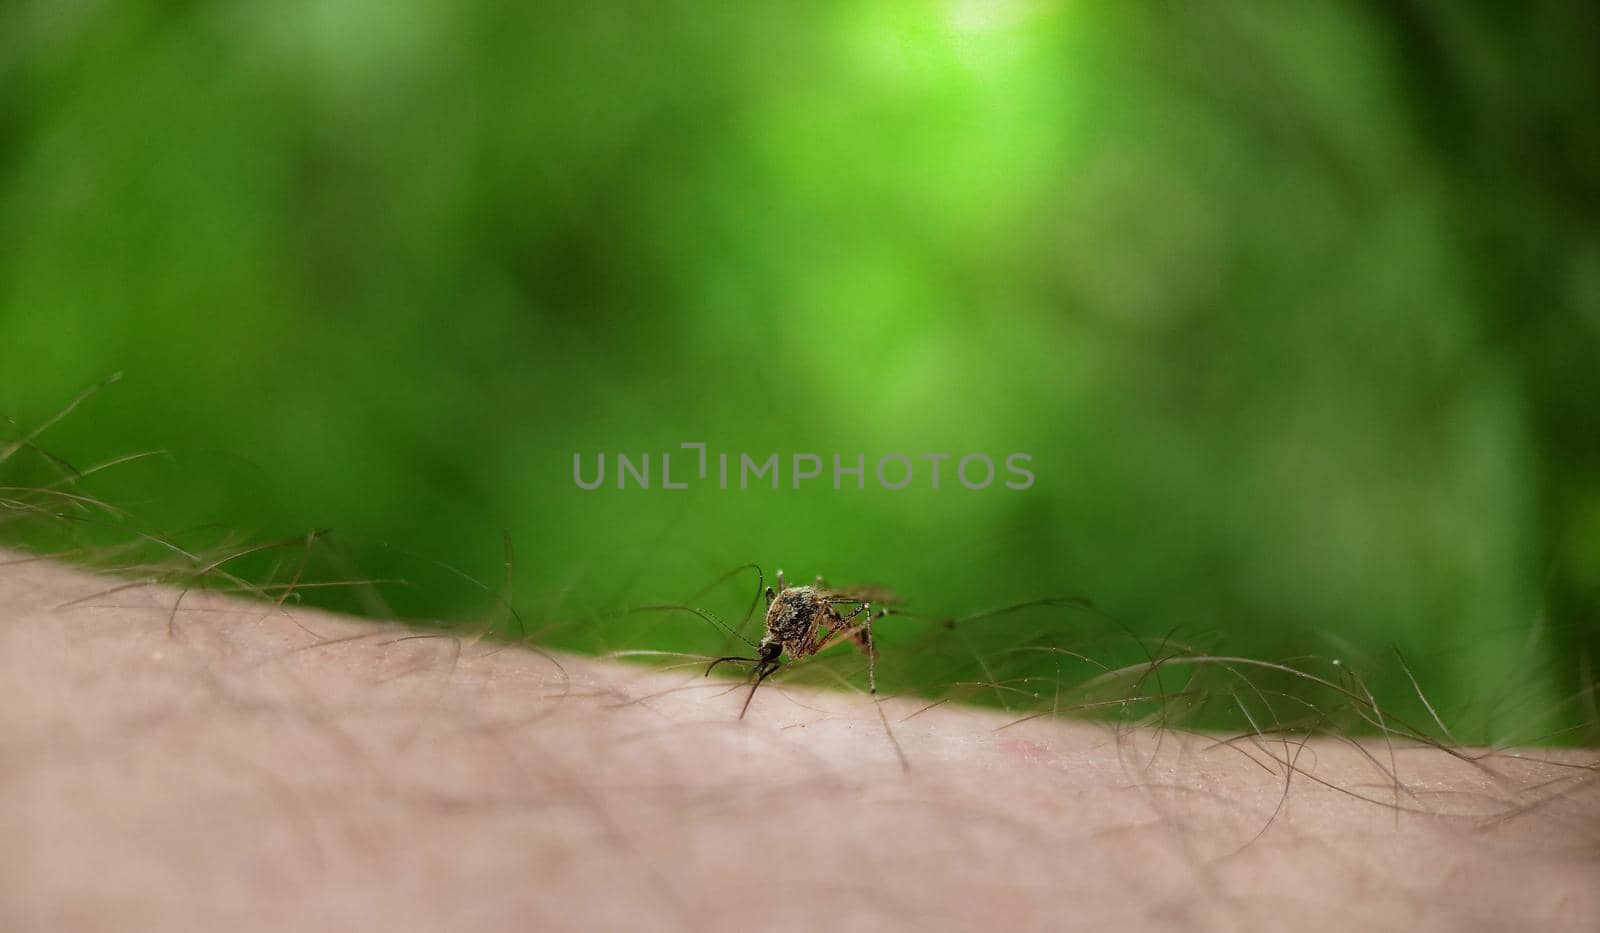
3, 1, 1598, 742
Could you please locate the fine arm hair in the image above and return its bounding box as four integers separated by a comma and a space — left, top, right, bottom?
1, 553, 1596, 932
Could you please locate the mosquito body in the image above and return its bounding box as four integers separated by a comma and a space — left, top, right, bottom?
707, 569, 890, 719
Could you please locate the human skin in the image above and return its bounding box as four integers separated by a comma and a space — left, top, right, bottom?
1, 552, 1596, 932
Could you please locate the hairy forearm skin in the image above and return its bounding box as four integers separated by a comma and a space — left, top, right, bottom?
1, 554, 1595, 932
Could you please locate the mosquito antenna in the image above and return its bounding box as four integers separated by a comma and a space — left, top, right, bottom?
682, 562, 766, 628
681, 562, 768, 659
740, 564, 767, 631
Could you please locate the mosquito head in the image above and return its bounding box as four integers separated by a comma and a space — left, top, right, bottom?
758, 640, 782, 664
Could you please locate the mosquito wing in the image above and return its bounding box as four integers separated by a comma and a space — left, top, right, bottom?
820, 582, 905, 607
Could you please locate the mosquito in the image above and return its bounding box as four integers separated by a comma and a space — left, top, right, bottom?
683, 565, 908, 767
705, 569, 893, 714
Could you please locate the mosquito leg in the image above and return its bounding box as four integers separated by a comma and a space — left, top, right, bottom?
860, 608, 886, 657
860, 607, 908, 770
860, 607, 882, 662
816, 603, 875, 656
